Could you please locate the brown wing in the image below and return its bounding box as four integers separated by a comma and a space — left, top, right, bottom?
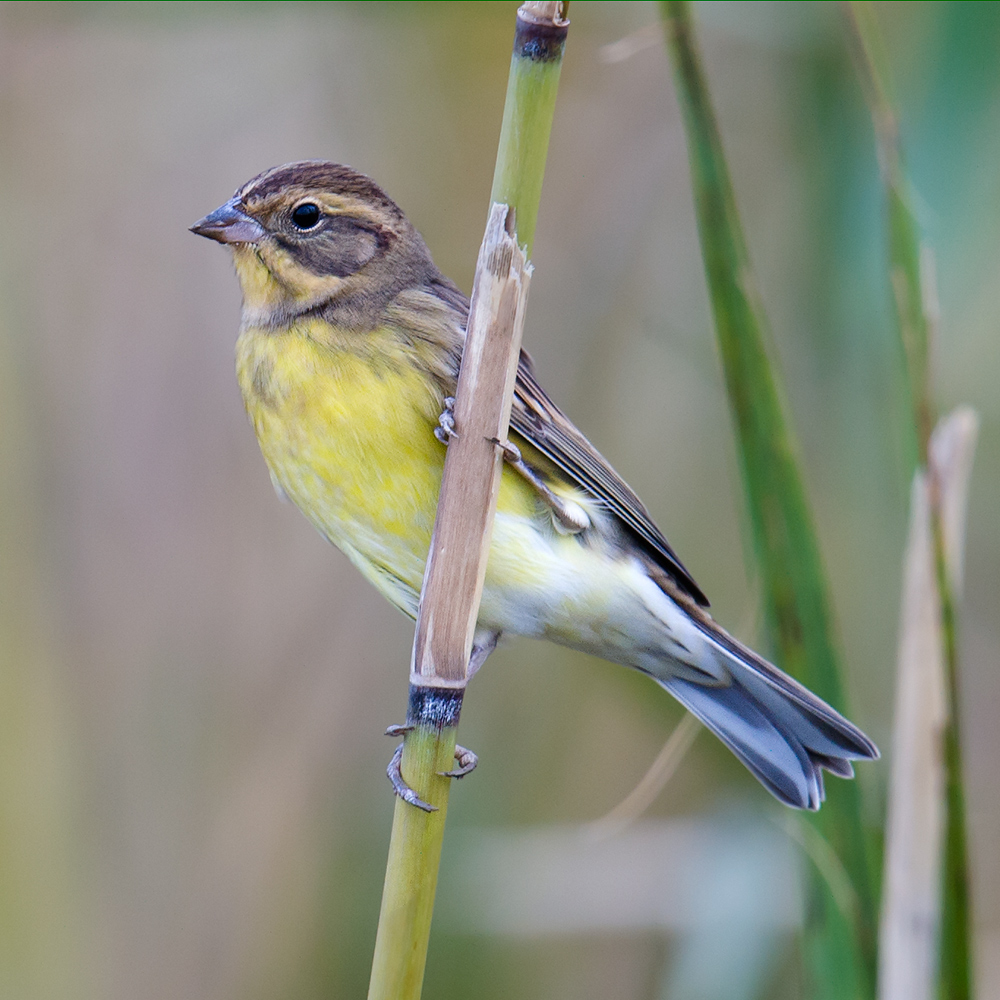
510, 352, 710, 607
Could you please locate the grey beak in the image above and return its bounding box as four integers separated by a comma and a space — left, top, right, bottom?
190, 198, 267, 244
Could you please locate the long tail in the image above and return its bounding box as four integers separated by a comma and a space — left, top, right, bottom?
655, 615, 879, 810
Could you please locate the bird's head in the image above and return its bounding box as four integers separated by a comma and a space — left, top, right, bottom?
191, 161, 435, 327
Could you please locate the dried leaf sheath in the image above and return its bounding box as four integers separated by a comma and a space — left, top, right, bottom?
411, 207, 531, 687
878, 409, 978, 1000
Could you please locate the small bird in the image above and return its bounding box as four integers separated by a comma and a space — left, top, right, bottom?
192, 160, 877, 810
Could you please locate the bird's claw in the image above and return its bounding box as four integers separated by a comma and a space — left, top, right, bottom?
488, 436, 522, 465
434, 397, 458, 445
386, 742, 437, 812
439, 744, 478, 778
385, 726, 478, 811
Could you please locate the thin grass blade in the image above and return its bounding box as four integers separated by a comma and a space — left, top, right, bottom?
847, 6, 976, 996
660, 3, 878, 996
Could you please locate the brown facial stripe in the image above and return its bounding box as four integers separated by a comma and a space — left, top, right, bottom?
237, 161, 403, 219
273, 216, 390, 278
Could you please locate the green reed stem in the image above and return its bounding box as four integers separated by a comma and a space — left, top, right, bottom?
490, 2, 568, 257
849, 5, 973, 997
368, 696, 461, 1000
367, 6, 567, 999
933, 508, 972, 1000
661, 3, 878, 997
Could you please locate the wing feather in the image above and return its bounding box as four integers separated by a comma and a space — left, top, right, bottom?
511, 353, 709, 607
430, 276, 710, 608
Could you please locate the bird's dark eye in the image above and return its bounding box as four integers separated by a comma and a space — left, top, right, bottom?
291, 203, 321, 230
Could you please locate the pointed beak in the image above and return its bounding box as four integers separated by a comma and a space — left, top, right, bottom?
190, 198, 267, 244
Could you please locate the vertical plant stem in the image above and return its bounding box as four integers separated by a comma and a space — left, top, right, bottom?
367, 6, 568, 1000
847, 1, 930, 464
878, 467, 947, 1000
490, 1, 569, 256
847, 6, 974, 998
370, 203, 532, 1000
660, 3, 877, 997
930, 415, 976, 1000
934, 550, 972, 1000
368, 690, 462, 1000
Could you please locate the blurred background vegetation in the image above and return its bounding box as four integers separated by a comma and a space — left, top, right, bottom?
0, 2, 996, 998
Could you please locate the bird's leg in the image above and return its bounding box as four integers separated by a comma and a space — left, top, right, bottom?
384, 736, 436, 812
467, 629, 500, 679
489, 437, 591, 534
434, 396, 458, 445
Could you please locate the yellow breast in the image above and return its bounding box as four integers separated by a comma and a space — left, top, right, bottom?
236, 319, 539, 618
236, 320, 450, 613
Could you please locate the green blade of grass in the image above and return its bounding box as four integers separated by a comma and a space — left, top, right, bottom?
660, 4, 878, 997
847, 5, 974, 998
847, 0, 930, 466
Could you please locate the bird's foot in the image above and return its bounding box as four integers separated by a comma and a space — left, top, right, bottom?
384, 724, 414, 738
492, 435, 523, 465
434, 397, 458, 445
440, 745, 478, 778
385, 739, 435, 812
385, 725, 479, 811
489, 436, 591, 534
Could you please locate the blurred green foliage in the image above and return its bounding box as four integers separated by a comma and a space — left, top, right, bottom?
662, 4, 876, 993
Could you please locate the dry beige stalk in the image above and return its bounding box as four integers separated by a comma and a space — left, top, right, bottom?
410, 203, 532, 688
520, 1, 569, 27
878, 406, 978, 1000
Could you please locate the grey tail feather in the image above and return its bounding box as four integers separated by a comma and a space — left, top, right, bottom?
657, 618, 879, 811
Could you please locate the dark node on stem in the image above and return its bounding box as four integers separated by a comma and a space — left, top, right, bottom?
514, 13, 568, 62
406, 684, 464, 731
